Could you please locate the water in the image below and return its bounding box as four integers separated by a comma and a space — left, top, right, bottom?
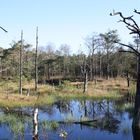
0, 99, 135, 140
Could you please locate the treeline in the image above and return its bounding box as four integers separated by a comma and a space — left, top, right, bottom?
0, 29, 138, 84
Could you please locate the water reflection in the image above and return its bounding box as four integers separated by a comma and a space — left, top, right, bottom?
33, 108, 39, 140
0, 108, 32, 139
0, 99, 135, 140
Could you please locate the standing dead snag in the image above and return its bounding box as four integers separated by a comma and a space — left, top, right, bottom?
19, 30, 23, 95
83, 64, 89, 93
35, 27, 38, 93
110, 9, 140, 130
33, 108, 38, 140
80, 56, 89, 93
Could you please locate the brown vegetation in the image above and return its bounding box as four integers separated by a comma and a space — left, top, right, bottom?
0, 78, 135, 107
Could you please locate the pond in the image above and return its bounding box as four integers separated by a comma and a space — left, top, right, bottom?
0, 99, 135, 140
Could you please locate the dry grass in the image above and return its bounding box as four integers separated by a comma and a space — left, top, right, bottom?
90, 78, 128, 91
0, 94, 37, 107
70, 77, 131, 96
0, 93, 56, 108
49, 77, 131, 100
0, 78, 135, 107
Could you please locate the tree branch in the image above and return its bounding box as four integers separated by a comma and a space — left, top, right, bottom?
134, 9, 140, 15
0, 26, 8, 33
110, 10, 140, 35
115, 41, 140, 56
119, 50, 137, 55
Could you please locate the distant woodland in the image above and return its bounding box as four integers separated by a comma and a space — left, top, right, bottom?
0, 29, 137, 84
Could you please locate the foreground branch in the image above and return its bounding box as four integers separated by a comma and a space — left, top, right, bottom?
115, 41, 140, 56
110, 10, 140, 36
0, 26, 8, 33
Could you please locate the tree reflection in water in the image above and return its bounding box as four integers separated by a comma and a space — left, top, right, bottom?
0, 99, 135, 139
54, 99, 123, 133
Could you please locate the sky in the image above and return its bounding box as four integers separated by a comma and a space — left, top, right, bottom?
0, 0, 140, 53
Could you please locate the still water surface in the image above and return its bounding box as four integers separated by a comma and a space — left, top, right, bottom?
0, 99, 134, 140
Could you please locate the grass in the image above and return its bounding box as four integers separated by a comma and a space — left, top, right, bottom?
0, 94, 56, 107
0, 77, 135, 107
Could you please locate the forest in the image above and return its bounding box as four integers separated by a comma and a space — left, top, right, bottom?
0, 29, 138, 87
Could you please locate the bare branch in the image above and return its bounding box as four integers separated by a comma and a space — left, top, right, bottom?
119, 50, 137, 55
130, 17, 139, 29
134, 9, 140, 14
110, 10, 133, 19
115, 41, 140, 56
0, 26, 8, 33
126, 26, 137, 34
110, 10, 140, 34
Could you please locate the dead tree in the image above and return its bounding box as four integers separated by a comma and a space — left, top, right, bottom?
19, 30, 23, 95
80, 57, 89, 93
110, 9, 140, 130
83, 65, 88, 93
85, 35, 100, 81
33, 108, 38, 140
35, 27, 38, 93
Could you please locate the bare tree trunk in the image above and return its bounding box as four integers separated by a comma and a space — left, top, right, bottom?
27, 51, 30, 96
6, 69, 9, 99
107, 49, 109, 80
33, 108, 38, 140
99, 55, 102, 78
47, 63, 50, 80
91, 53, 94, 81
43, 64, 46, 84
35, 27, 38, 93
132, 56, 140, 129
83, 71, 88, 93
19, 30, 23, 95
89, 56, 93, 81
126, 72, 130, 87
94, 55, 97, 84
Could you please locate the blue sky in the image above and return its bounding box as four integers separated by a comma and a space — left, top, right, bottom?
0, 0, 140, 53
